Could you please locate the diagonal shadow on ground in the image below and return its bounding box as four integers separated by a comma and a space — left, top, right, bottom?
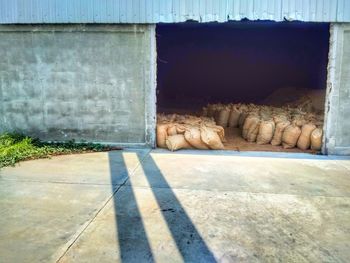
108, 149, 217, 262
135, 152, 217, 262
108, 151, 154, 262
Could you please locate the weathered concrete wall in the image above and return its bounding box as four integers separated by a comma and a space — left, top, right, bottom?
0, 25, 156, 146
324, 23, 350, 155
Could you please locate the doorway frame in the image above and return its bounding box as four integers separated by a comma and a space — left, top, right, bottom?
323, 23, 350, 155
153, 22, 350, 155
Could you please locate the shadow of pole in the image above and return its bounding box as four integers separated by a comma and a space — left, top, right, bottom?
136, 152, 217, 262
108, 151, 154, 262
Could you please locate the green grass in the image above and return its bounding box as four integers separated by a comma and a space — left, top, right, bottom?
0, 133, 118, 168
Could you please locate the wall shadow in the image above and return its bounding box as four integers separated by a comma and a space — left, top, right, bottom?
136, 152, 217, 262
108, 150, 217, 262
107, 147, 346, 262
108, 151, 154, 262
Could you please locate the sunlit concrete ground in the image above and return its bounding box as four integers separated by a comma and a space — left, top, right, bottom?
1, 149, 350, 263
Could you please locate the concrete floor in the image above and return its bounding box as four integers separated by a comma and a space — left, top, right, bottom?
1, 149, 350, 263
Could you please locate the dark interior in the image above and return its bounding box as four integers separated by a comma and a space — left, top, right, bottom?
156, 21, 330, 111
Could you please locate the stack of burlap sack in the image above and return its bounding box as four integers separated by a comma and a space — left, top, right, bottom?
202, 103, 324, 151
157, 113, 225, 151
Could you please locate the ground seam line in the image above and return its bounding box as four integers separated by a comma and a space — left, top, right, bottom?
54, 149, 151, 262
54, 184, 123, 263
121, 185, 350, 199
0, 178, 114, 186
256, 193, 342, 262
335, 161, 350, 172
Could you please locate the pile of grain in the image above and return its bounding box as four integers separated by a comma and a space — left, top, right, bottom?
263, 87, 325, 114
202, 103, 324, 151
157, 113, 225, 151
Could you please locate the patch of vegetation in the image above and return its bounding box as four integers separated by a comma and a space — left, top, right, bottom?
0, 133, 119, 168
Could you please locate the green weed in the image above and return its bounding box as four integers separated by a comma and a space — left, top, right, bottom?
0, 133, 118, 168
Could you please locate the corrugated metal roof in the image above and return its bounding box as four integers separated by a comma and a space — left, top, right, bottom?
0, 0, 349, 24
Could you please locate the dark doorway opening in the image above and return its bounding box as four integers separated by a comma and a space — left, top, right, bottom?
157, 21, 329, 111
156, 21, 329, 152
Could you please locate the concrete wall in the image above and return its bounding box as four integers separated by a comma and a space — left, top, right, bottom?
0, 25, 156, 146
324, 23, 350, 155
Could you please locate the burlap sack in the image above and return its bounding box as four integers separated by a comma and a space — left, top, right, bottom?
200, 125, 225, 150
176, 124, 186, 134
216, 106, 231, 127
204, 123, 226, 142
228, 105, 241, 128
260, 110, 272, 121
178, 115, 201, 125
297, 123, 316, 150
167, 124, 178, 136
242, 114, 260, 140
246, 123, 260, 142
207, 104, 216, 118
282, 124, 301, 149
271, 120, 290, 146
201, 117, 216, 126
256, 120, 275, 145
157, 123, 170, 148
213, 105, 222, 124
292, 114, 307, 127
160, 113, 176, 123
157, 114, 168, 123
184, 126, 209, 150
166, 134, 192, 151
216, 125, 226, 142
273, 114, 289, 124
310, 128, 323, 151
238, 112, 248, 129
